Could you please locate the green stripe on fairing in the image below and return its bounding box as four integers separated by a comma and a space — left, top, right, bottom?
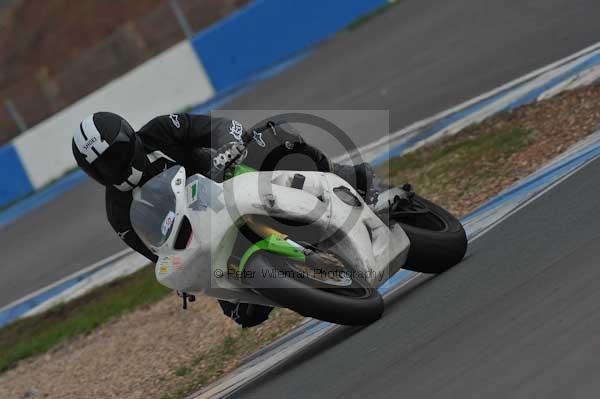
239, 235, 305, 272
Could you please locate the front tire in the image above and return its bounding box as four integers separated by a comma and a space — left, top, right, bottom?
243, 251, 383, 325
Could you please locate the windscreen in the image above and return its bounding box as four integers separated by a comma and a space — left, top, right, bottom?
130, 166, 181, 248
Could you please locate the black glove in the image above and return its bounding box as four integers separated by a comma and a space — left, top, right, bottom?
216, 141, 248, 167
218, 300, 274, 328
209, 141, 248, 182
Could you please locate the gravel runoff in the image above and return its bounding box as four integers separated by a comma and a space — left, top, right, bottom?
0, 294, 303, 399
2, 84, 600, 399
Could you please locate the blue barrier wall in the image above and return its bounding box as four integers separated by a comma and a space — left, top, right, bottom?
0, 145, 34, 206
192, 0, 388, 93
0, 1, 386, 214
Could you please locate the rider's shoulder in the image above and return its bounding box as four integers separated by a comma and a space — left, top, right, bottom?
140, 114, 193, 140
139, 115, 171, 131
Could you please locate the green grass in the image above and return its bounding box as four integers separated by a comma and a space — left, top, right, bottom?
379, 126, 537, 212
0, 265, 169, 372
388, 127, 533, 175
175, 366, 191, 377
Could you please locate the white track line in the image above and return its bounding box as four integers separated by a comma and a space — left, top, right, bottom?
334, 41, 600, 164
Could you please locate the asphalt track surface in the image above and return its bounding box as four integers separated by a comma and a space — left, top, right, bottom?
234, 155, 600, 399
2, 0, 600, 308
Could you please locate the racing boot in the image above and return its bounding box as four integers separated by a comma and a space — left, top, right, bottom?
332, 162, 413, 213
332, 162, 377, 203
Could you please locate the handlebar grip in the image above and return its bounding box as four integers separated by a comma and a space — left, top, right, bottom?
208, 141, 247, 182
208, 121, 279, 181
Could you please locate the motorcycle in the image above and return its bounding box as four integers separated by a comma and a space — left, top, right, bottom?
130, 126, 467, 325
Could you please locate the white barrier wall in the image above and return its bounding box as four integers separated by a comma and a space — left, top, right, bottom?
13, 41, 215, 189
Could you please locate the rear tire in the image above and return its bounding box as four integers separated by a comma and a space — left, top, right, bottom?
243, 251, 383, 325
387, 195, 467, 274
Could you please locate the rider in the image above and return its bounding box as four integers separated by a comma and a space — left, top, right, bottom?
72, 111, 374, 327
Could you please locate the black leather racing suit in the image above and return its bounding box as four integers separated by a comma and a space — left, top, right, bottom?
106, 113, 333, 327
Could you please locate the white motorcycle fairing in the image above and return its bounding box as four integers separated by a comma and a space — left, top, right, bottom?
132, 166, 410, 306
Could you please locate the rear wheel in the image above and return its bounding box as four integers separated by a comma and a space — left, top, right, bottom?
382, 193, 467, 274
243, 247, 383, 325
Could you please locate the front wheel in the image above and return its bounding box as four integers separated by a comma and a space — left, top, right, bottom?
243, 249, 383, 325
385, 194, 467, 274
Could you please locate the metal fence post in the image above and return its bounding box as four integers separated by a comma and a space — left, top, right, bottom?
4, 99, 27, 133
168, 0, 194, 39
